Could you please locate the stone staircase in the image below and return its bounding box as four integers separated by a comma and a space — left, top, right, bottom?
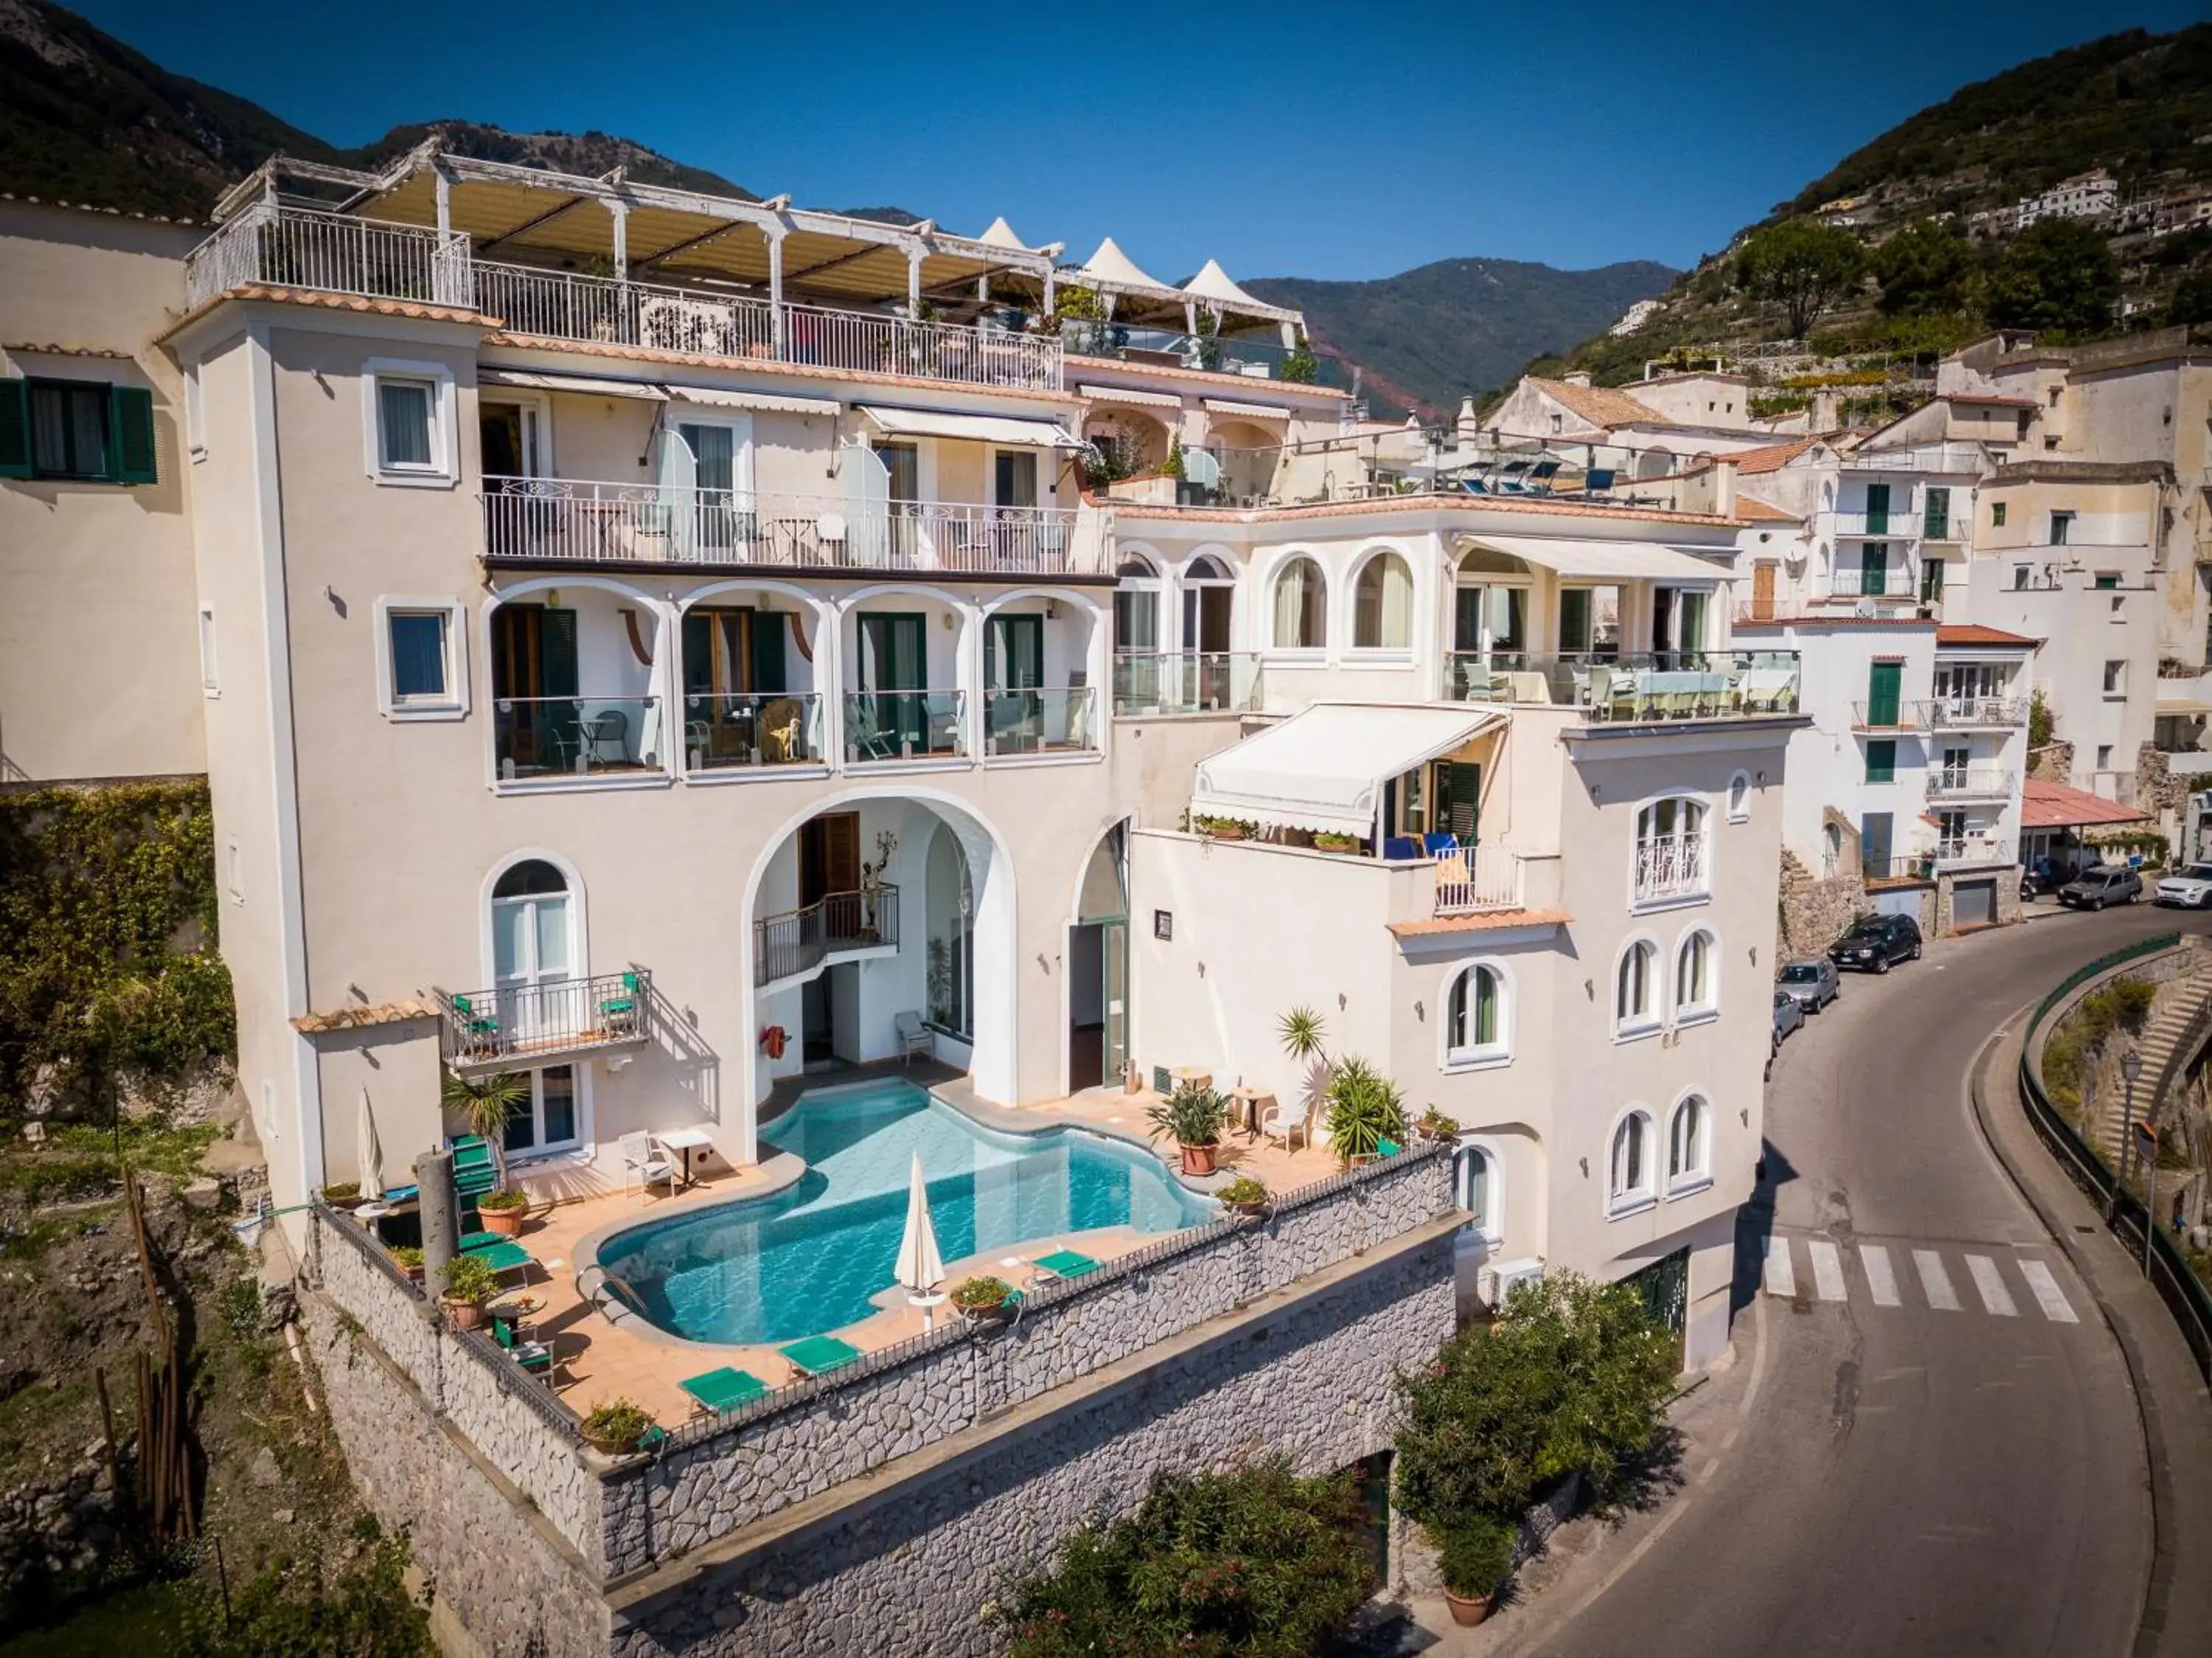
2106, 943, 2212, 1162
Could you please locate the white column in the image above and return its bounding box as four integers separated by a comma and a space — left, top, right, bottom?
1043, 268, 1057, 316
434, 167, 452, 238
609, 198, 629, 281
768, 229, 786, 358
907, 246, 925, 312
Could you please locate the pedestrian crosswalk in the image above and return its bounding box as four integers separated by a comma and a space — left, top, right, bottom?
1761, 1233, 2079, 1325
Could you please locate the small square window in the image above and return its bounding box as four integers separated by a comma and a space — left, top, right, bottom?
1865, 739, 1896, 784
388, 611, 449, 702
2104, 660, 2126, 695
2093, 572, 2118, 590
378, 378, 435, 470
1992, 502, 2008, 527
2012, 566, 2029, 590
197, 606, 218, 694
1153, 909, 1173, 942
2051, 512, 2074, 546
2097, 744, 2113, 769
375, 597, 467, 718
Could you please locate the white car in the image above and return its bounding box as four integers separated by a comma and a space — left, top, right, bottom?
2156, 864, 2212, 908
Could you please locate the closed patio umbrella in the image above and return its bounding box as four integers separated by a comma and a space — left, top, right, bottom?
356, 1086, 384, 1202
894, 1152, 945, 1326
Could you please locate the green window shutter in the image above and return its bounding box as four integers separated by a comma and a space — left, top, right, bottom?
1924, 488, 1949, 538
1445, 762, 1481, 842
749, 609, 787, 694
1865, 483, 1889, 534
108, 385, 158, 485
1865, 740, 1896, 784
0, 379, 29, 479
539, 607, 580, 698
681, 611, 714, 698
1866, 660, 1902, 726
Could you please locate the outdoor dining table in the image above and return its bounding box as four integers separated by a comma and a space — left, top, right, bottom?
658, 1126, 712, 1190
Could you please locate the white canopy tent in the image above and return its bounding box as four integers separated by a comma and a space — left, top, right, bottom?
1457, 535, 1732, 582
1191, 705, 1506, 838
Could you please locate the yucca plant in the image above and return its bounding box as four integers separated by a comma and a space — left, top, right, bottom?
1278, 1006, 1329, 1065
441, 1069, 529, 1188
1324, 1057, 1407, 1163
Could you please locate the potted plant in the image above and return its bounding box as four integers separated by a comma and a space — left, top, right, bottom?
1312, 832, 1360, 854
478, 1188, 529, 1238
439, 1252, 500, 1332
442, 1069, 529, 1192
1147, 1082, 1228, 1176
392, 1245, 424, 1284
1324, 1058, 1408, 1168
1216, 1175, 1270, 1218
1437, 1513, 1518, 1626
950, 1275, 1015, 1322
581, 1397, 657, 1457
321, 1182, 363, 1212
1417, 1108, 1461, 1145
1194, 815, 1249, 843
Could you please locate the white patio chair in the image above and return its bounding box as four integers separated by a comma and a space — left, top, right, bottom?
1258, 1095, 1310, 1154
893, 1010, 933, 1066
621, 1130, 676, 1199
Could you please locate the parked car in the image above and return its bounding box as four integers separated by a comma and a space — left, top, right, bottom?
2058, 867, 2143, 911
1776, 957, 1840, 1014
1828, 913, 1922, 974
1772, 989, 1805, 1050
2154, 864, 2212, 909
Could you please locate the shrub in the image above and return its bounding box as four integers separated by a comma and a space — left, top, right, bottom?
1394, 1270, 1677, 1535
439, 1254, 498, 1305
950, 1274, 1012, 1311
391, 1246, 422, 1273
478, 1188, 527, 1213
2042, 977, 2157, 1110
1147, 1083, 1228, 1149
175, 1524, 432, 1657
1322, 1057, 1406, 1161
582, 1398, 655, 1451
995, 1462, 1376, 1658
1436, 1512, 1519, 1599
1215, 1175, 1269, 1207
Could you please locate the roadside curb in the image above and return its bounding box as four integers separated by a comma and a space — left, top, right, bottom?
1966, 1014, 2212, 1658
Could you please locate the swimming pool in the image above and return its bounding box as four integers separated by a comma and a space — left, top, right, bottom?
595, 1081, 1213, 1345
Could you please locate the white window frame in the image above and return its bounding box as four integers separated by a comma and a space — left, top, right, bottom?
198, 605, 219, 696
1607, 1106, 1657, 1218
501, 1062, 594, 1163
479, 849, 590, 996
362, 358, 460, 488
1631, 791, 1712, 912
374, 595, 470, 721
1673, 926, 1719, 1027
1263, 551, 1329, 659
1614, 934, 1661, 1041
1346, 545, 1417, 661
1453, 1134, 1505, 1246
1665, 1091, 1713, 1199
1439, 958, 1514, 1072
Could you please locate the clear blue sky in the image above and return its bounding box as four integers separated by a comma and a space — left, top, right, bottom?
74, 0, 2205, 281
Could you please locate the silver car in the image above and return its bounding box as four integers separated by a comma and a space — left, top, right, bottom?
1776, 957, 1841, 1013
1773, 990, 1805, 1050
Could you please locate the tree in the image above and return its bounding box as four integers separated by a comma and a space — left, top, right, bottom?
1985, 219, 2121, 337
2169, 269, 2212, 328
440, 1069, 527, 1189
1874, 219, 1975, 317
1733, 221, 1867, 338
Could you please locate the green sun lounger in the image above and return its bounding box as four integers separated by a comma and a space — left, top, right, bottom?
681, 1367, 770, 1415
457, 1235, 532, 1274
778, 1335, 863, 1376
1032, 1249, 1102, 1280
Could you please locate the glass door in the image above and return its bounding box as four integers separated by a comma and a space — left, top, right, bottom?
492, 881, 572, 1046
858, 612, 927, 751
986, 613, 1045, 752
1102, 918, 1127, 1086
680, 421, 736, 550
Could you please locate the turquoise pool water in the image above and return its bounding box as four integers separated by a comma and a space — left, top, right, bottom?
596, 1081, 1213, 1345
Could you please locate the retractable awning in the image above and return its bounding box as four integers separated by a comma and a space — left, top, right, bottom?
663, 384, 840, 416
856, 405, 1085, 448
479, 368, 667, 400
1191, 705, 1506, 837
1462, 535, 1731, 581
1078, 383, 1181, 409
1201, 398, 1293, 422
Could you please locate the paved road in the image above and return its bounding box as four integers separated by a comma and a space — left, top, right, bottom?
1539, 904, 2206, 1658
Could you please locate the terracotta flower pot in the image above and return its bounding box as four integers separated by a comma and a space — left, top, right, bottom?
1180, 1142, 1219, 1176
1444, 1589, 1494, 1627
442, 1297, 488, 1332
1206, 824, 1247, 842
1225, 1199, 1268, 1220
478, 1204, 527, 1238
582, 1428, 637, 1456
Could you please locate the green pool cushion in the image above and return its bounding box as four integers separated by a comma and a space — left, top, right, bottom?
457, 1235, 532, 1274
1377, 1137, 1402, 1157
681, 1366, 771, 1413
778, 1334, 863, 1376
1031, 1249, 1102, 1280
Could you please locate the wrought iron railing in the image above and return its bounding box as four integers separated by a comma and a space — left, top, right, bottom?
1434, 844, 1526, 915
1930, 697, 2028, 728
1110, 651, 1265, 715
1634, 833, 1708, 904
437, 969, 653, 1068
1060, 319, 1298, 381
981, 687, 1097, 755
754, 887, 898, 984
1445, 651, 1800, 721
1853, 699, 1935, 730
1927, 768, 2017, 801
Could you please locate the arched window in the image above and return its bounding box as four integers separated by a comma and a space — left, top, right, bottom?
925, 824, 975, 1039
1180, 554, 1234, 658
1668, 1095, 1710, 1188
1674, 929, 1717, 1020
1453, 1140, 1495, 1236
1610, 1111, 1654, 1210
491, 859, 574, 996
1444, 963, 1510, 1065
1634, 797, 1709, 903
1352, 551, 1413, 649
1114, 554, 1161, 656
483, 856, 584, 1159
1270, 555, 1326, 649
1615, 940, 1658, 1033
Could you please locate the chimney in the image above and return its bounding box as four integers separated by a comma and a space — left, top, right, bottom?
1809, 388, 1840, 432
1455, 396, 1479, 443
1562, 371, 1593, 388
1714, 457, 1739, 519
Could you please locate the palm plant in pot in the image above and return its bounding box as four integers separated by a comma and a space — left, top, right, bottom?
439, 1252, 500, 1332
1436, 1513, 1518, 1626
1147, 1082, 1228, 1176
1324, 1058, 1407, 1167
442, 1069, 528, 1189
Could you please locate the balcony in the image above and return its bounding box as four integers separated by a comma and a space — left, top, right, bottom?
1927, 767, 2017, 802
1930, 696, 2027, 729
438, 970, 653, 1072
1433, 844, 1528, 916
1111, 651, 1265, 716
493, 696, 662, 781
844, 691, 967, 764
1833, 512, 1919, 538
481, 478, 1099, 577
1933, 836, 2014, 869
981, 687, 1098, 757
1853, 700, 1933, 732
187, 205, 1064, 393
1634, 832, 1708, 905
1823, 567, 1924, 601
755, 888, 898, 985
1061, 319, 1304, 382
681, 692, 826, 772
1444, 651, 1800, 722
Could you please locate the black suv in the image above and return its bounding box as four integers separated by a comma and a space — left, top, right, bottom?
1828, 913, 1921, 974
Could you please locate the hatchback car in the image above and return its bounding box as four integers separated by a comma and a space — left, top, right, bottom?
1776, 957, 1840, 1013
2154, 864, 2212, 909
2059, 867, 2142, 911
1772, 989, 1805, 1050
1828, 913, 1921, 974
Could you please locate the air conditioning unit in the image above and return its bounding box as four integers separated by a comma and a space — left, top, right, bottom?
1479, 1258, 1545, 1309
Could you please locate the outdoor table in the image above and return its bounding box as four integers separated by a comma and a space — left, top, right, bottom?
659, 1126, 712, 1189
1229, 1086, 1273, 1140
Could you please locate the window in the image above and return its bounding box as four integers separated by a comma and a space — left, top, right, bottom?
1923, 487, 1950, 538
1270, 555, 1326, 649
1992, 502, 2008, 528
378, 379, 435, 469
1674, 930, 1717, 1021
1616, 940, 1658, 1034
2093, 572, 2118, 590
1633, 797, 1708, 904
375, 598, 467, 718
1865, 739, 1896, 783
2051, 511, 2073, 546
363, 360, 456, 485
0, 378, 157, 485
1444, 962, 1510, 1066
2104, 660, 2126, 696
1548, 412, 1563, 434
490, 859, 577, 1028
1453, 1140, 1497, 1238
1113, 555, 1161, 654
1727, 771, 1751, 822
225, 839, 243, 903
504, 1064, 582, 1158
198, 606, 218, 695
1667, 1096, 1711, 1192
1352, 552, 1413, 650
2012, 565, 2029, 591
259, 1079, 278, 1141
1610, 1111, 1655, 1213
2096, 743, 2114, 770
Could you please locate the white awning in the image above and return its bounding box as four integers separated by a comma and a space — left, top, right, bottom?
1461, 535, 1732, 582
479, 368, 667, 401
856, 405, 1085, 448
1202, 398, 1293, 423
1192, 705, 1506, 837
1079, 382, 1181, 410
663, 384, 840, 416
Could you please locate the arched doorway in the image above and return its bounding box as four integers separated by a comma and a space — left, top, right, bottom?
1066, 823, 1129, 1094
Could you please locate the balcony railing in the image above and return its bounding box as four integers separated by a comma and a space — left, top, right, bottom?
1934, 836, 2014, 869
481, 478, 1098, 576
755, 887, 898, 985
844, 691, 966, 763
1433, 844, 1526, 916
1444, 651, 1800, 721
1111, 651, 1265, 715
1635, 833, 1708, 904
682, 692, 824, 771
1833, 511, 1913, 538
1853, 700, 1933, 731
1060, 319, 1300, 382
493, 696, 662, 780
981, 687, 1097, 756
438, 970, 653, 1070
185, 205, 1065, 392
1930, 696, 2027, 728
1927, 767, 2017, 801
1824, 566, 1921, 600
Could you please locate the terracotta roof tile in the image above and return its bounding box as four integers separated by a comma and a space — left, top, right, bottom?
1388, 908, 1571, 939
1728, 438, 1820, 475
2020, 780, 2146, 829
1733, 494, 1803, 523
293, 998, 439, 1034
1109, 493, 1737, 529
1528, 377, 1662, 429
1936, 623, 2037, 648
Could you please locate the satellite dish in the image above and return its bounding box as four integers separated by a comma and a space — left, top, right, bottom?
1854, 600, 1877, 619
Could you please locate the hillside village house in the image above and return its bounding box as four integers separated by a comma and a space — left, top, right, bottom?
1486, 370, 1784, 478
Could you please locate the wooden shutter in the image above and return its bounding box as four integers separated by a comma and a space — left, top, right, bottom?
1865, 482, 1889, 533
108, 385, 158, 485
824, 813, 860, 892
539, 608, 580, 698
0, 379, 28, 478
1445, 762, 1481, 842
1867, 660, 1901, 726
681, 611, 714, 698
750, 610, 787, 693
